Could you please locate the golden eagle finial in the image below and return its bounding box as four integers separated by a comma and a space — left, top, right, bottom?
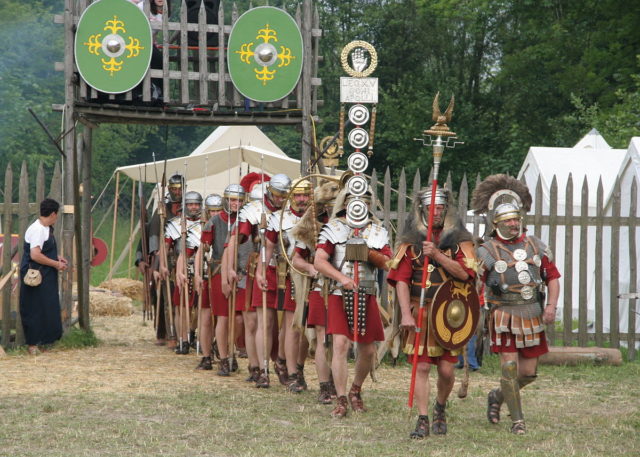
425, 92, 456, 137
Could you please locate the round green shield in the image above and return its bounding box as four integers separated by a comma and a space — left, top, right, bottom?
74, 0, 152, 94
228, 7, 303, 103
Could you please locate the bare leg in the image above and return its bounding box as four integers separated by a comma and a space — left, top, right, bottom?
414, 362, 432, 416
435, 360, 455, 405
314, 326, 331, 382
243, 310, 259, 369
284, 311, 300, 375
331, 334, 350, 396
215, 316, 229, 359
353, 342, 375, 387
199, 308, 213, 357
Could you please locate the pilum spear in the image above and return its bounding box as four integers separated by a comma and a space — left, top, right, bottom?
407, 92, 463, 408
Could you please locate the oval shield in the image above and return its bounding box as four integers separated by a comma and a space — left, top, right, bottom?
74, 0, 152, 94
429, 279, 480, 350
228, 6, 303, 102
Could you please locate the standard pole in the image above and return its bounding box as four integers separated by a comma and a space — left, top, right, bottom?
108, 172, 121, 280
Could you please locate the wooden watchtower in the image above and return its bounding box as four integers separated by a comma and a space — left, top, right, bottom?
56, 0, 322, 329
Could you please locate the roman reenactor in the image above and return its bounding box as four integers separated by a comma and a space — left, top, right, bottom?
471, 174, 560, 435
164, 190, 205, 355
141, 172, 184, 348
226, 173, 291, 388
313, 188, 392, 418
223, 177, 267, 383
255, 178, 312, 392
387, 186, 478, 439
291, 178, 341, 403
199, 185, 245, 374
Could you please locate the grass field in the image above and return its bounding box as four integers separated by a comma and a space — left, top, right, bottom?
1, 312, 639, 457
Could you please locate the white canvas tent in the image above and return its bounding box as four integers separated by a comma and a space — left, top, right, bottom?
116, 126, 301, 196
517, 129, 627, 325
598, 137, 640, 338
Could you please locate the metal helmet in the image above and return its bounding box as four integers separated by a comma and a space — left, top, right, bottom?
167, 173, 183, 202
205, 193, 223, 211
417, 186, 448, 228
249, 186, 264, 201
267, 174, 291, 199
184, 191, 203, 218
291, 178, 312, 195
419, 187, 448, 207
223, 184, 245, 213
290, 178, 312, 211
493, 202, 522, 240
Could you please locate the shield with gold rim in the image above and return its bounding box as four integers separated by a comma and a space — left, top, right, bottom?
429, 279, 480, 350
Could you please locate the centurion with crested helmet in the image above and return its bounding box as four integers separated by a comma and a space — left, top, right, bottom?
472, 174, 561, 435
387, 184, 479, 439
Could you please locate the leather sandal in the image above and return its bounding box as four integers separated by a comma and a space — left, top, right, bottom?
431, 401, 447, 435
217, 358, 230, 377
331, 396, 349, 418
196, 356, 213, 370
511, 420, 526, 435
274, 358, 288, 386
317, 382, 333, 405
410, 415, 430, 439
286, 374, 304, 393
296, 363, 307, 391
348, 384, 367, 413
245, 366, 260, 383
256, 370, 270, 388
487, 389, 502, 424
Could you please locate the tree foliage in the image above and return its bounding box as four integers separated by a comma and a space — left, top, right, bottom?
0, 0, 638, 201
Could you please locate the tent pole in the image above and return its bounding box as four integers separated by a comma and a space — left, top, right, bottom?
108, 172, 121, 280
128, 178, 136, 278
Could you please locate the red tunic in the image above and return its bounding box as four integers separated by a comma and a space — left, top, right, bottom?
316, 241, 392, 344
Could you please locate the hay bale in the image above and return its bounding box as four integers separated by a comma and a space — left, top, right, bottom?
99, 278, 143, 301
90, 288, 134, 317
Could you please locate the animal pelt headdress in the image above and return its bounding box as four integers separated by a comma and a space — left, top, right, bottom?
471, 174, 532, 236
291, 179, 341, 251
397, 186, 472, 253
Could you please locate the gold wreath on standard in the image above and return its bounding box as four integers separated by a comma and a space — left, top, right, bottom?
340, 40, 378, 78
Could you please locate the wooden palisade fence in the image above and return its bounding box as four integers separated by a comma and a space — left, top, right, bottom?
1, 162, 64, 349
369, 167, 639, 361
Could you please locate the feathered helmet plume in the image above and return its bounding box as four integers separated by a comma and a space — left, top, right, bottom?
471, 174, 532, 236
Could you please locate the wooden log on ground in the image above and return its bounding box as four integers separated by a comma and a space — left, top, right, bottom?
539, 346, 623, 366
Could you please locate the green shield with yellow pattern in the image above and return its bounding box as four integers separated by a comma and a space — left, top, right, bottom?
74, 0, 152, 94
228, 7, 303, 103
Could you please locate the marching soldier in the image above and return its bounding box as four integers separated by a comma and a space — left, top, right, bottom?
472, 174, 560, 435
387, 187, 478, 438
142, 172, 184, 348
164, 190, 205, 355
225, 173, 291, 388
313, 188, 391, 418
199, 185, 245, 374
291, 179, 340, 403
256, 178, 312, 392
223, 176, 268, 383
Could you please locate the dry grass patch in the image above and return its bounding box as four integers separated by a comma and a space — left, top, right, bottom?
0, 314, 639, 457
